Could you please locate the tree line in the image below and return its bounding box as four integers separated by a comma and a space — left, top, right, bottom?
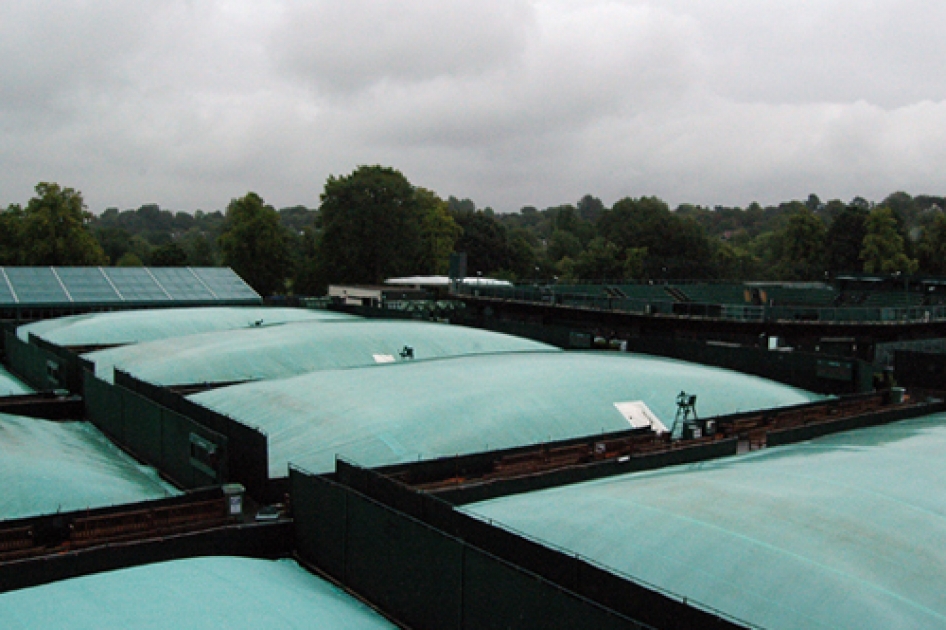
2, 173, 945, 296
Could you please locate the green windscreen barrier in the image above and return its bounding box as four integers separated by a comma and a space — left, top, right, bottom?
191, 351, 821, 477
467, 412, 946, 630
0, 557, 396, 629
0, 413, 179, 521
85, 319, 558, 385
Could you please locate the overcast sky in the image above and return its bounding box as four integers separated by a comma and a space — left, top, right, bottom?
2, 0, 945, 214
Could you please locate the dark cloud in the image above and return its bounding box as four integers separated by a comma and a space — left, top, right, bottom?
1, 1, 945, 213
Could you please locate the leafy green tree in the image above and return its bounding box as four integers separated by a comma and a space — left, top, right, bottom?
116, 252, 144, 267
576, 194, 605, 223
415, 188, 462, 275
151, 242, 189, 266
825, 205, 868, 276
771, 206, 826, 280
861, 207, 918, 274
218, 192, 292, 295
571, 237, 624, 280
598, 196, 715, 279
917, 213, 946, 275
547, 229, 581, 262
93, 226, 132, 265
0, 204, 24, 264
714, 241, 759, 280
19, 183, 107, 265
179, 228, 217, 266
317, 166, 430, 285
453, 209, 513, 276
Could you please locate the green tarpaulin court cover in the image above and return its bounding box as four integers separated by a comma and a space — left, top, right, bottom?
0, 366, 31, 397
85, 319, 557, 385
0, 556, 395, 629
466, 412, 946, 630
0, 413, 179, 521
17, 306, 355, 346
191, 351, 821, 477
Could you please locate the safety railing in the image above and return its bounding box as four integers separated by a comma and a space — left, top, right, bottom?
454, 284, 946, 324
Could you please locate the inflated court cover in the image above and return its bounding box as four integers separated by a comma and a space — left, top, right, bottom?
467, 413, 946, 630
190, 351, 822, 476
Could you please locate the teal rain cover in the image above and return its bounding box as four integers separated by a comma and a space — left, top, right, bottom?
17, 306, 356, 345
85, 319, 558, 385
0, 556, 396, 629
191, 351, 822, 476
467, 412, 946, 630
0, 414, 179, 521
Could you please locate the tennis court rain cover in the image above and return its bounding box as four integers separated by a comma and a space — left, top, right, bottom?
84, 320, 559, 385
0, 556, 396, 629
0, 366, 31, 397
0, 413, 179, 521
189, 351, 822, 477
465, 412, 946, 630
17, 306, 356, 346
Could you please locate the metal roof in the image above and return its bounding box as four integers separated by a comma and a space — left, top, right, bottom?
0, 557, 396, 629
466, 412, 946, 630
189, 351, 822, 477
85, 320, 558, 385
0, 414, 179, 521
17, 306, 355, 346
0, 267, 260, 306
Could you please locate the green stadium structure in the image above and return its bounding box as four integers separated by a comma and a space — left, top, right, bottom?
0, 556, 395, 629
0, 267, 259, 307
84, 319, 558, 385
190, 351, 822, 477
0, 413, 178, 521
466, 412, 946, 630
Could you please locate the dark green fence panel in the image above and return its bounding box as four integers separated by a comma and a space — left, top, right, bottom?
345, 492, 464, 630
120, 386, 163, 465
160, 407, 227, 488
175, 395, 270, 498
290, 468, 348, 582
575, 561, 738, 630
462, 546, 636, 630
83, 371, 125, 442
5, 331, 48, 390
461, 515, 580, 591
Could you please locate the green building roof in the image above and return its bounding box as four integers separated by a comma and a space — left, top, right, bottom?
466, 413, 946, 630
85, 320, 558, 385
190, 352, 821, 477
0, 266, 260, 306
0, 557, 395, 629
0, 414, 179, 521
0, 366, 31, 397
17, 306, 355, 346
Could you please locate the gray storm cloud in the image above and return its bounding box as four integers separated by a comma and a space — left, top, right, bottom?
1, 0, 944, 213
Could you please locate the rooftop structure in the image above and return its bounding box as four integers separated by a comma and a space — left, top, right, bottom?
465, 412, 946, 630
0, 556, 396, 629
0, 413, 178, 521
190, 351, 822, 477
0, 267, 261, 319
84, 319, 557, 385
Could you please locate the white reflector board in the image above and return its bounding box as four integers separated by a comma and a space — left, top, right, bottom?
373, 354, 396, 364
613, 401, 669, 433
